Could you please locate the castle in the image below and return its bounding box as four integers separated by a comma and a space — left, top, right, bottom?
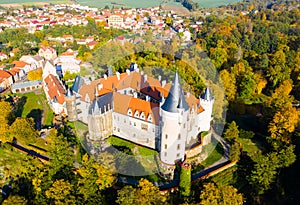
43, 64, 214, 178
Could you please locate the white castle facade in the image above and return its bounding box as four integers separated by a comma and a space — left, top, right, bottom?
57, 66, 214, 178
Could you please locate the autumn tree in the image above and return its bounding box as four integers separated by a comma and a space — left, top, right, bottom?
77, 154, 116, 203
199, 182, 244, 205
220, 69, 236, 101
45, 179, 76, 205
116, 178, 167, 205
268, 104, 299, 147
9, 117, 38, 144
27, 68, 42, 81
0, 101, 13, 143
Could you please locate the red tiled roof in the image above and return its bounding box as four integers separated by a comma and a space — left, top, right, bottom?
12, 61, 28, 68
44, 74, 66, 104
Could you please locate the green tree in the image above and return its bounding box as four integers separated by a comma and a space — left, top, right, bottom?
229, 142, 241, 162
45, 179, 76, 205
248, 153, 279, 195
116, 186, 136, 205
223, 121, 239, 144
2, 195, 28, 205
179, 163, 191, 197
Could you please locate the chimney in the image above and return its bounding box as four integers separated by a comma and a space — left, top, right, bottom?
141, 70, 144, 75
98, 83, 103, 90
134, 63, 138, 70
162, 80, 166, 88
133, 92, 138, 98
116, 72, 120, 80
126, 69, 130, 75
187, 92, 190, 98
103, 74, 107, 80
158, 75, 161, 81
144, 74, 147, 83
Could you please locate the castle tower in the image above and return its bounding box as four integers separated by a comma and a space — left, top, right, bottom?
199, 87, 214, 131
160, 72, 189, 166
65, 88, 78, 122
88, 99, 102, 141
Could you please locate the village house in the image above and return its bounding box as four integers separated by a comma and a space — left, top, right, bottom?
0, 52, 8, 61
0, 70, 13, 92
38, 47, 57, 61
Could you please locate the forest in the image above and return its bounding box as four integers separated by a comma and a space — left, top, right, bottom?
0, 0, 299, 204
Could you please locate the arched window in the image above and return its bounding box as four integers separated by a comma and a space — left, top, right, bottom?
178, 134, 181, 140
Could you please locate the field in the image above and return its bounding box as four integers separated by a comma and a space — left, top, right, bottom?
0, 0, 241, 9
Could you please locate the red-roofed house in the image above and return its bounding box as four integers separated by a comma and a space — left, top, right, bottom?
0, 70, 13, 92
0, 52, 8, 61
43, 74, 66, 115
12, 61, 33, 73
38, 47, 57, 60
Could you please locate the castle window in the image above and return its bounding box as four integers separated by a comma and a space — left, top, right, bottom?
127, 109, 132, 116
140, 112, 145, 120
177, 144, 180, 150
165, 134, 168, 139
117, 128, 120, 132
183, 123, 186, 129
134, 122, 136, 126
164, 152, 167, 157
165, 144, 167, 149
141, 123, 148, 131
114, 127, 116, 130
178, 134, 181, 140
177, 153, 180, 158
124, 119, 126, 123
147, 114, 152, 122
134, 110, 140, 118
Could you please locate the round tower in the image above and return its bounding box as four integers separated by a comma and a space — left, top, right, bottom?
160, 72, 189, 166
199, 87, 214, 131
65, 88, 78, 122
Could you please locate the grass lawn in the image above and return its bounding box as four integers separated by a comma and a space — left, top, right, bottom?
192, 142, 224, 173
14, 90, 54, 127
237, 137, 265, 158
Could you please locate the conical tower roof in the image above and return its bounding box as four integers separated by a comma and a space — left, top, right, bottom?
201, 87, 213, 101
161, 71, 189, 113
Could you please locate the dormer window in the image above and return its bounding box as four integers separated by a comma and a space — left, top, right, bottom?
134, 110, 140, 118
140, 112, 145, 120
127, 108, 133, 116
147, 113, 152, 122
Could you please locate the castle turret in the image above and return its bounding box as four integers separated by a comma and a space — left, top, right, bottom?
65, 88, 78, 122
160, 72, 189, 167
199, 87, 214, 131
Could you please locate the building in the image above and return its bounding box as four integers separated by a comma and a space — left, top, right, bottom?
0, 70, 13, 92
38, 47, 57, 61
108, 15, 123, 28
63, 67, 214, 179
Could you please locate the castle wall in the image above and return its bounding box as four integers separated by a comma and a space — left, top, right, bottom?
112, 112, 159, 149
76, 97, 90, 123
